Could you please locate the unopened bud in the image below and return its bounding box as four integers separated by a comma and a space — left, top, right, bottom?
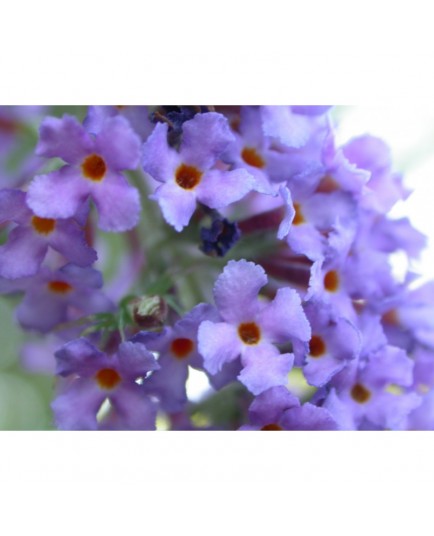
131, 295, 168, 329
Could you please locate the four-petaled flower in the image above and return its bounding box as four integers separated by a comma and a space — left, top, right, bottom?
142, 112, 257, 231
198, 259, 311, 394
52, 338, 160, 430
27, 114, 142, 232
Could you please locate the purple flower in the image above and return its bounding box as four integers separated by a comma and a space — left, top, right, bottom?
260, 106, 330, 149
0, 264, 113, 333
302, 131, 371, 199
367, 216, 426, 259
151, 106, 211, 147
293, 301, 361, 387
398, 345, 434, 429
305, 233, 401, 322
290, 106, 333, 116
26, 114, 141, 232
84, 105, 153, 141
278, 185, 357, 261
376, 281, 434, 351
240, 386, 337, 430
338, 246, 404, 305
324, 346, 421, 430
198, 259, 311, 395
221, 106, 294, 193
141, 112, 256, 231
133, 303, 219, 412
305, 257, 355, 323
342, 135, 409, 213
52, 338, 159, 430
0, 189, 96, 279
402, 390, 434, 430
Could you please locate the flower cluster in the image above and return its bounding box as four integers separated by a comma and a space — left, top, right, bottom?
0, 104, 432, 430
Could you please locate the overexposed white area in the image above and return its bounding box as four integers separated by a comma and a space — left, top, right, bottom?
186, 368, 211, 402
336, 106, 434, 283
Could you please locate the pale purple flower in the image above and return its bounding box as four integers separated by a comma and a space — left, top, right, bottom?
278, 185, 357, 261
198, 259, 311, 395
133, 303, 219, 412
343, 135, 410, 213
142, 112, 256, 231
324, 346, 421, 430
0, 189, 96, 279
222, 106, 296, 193
293, 301, 361, 387
52, 338, 159, 430
240, 386, 337, 430
0, 264, 113, 333
260, 105, 330, 149
84, 105, 153, 141
27, 114, 141, 232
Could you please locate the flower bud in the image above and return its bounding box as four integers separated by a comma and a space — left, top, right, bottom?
131, 295, 168, 329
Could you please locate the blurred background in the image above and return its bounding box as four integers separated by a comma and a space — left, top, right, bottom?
1, 105, 434, 429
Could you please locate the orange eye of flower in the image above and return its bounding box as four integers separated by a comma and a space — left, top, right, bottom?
95, 368, 121, 390
238, 322, 261, 345
309, 335, 327, 357
175, 164, 202, 189
241, 147, 265, 169
31, 216, 56, 235
315, 175, 339, 193
351, 383, 371, 404
47, 281, 72, 294
170, 338, 194, 359
382, 309, 400, 326
292, 202, 305, 225
324, 270, 340, 292
81, 154, 107, 181
261, 423, 283, 431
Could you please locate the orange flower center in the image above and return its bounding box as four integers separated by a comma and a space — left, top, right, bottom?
261, 423, 283, 431
351, 383, 371, 404
95, 368, 122, 390
292, 202, 305, 225
309, 335, 327, 358
382, 309, 400, 326
316, 175, 339, 193
47, 281, 73, 294
31, 216, 56, 235
175, 163, 202, 190
238, 322, 261, 345
81, 154, 107, 181
170, 338, 194, 359
241, 147, 265, 169
323, 270, 340, 292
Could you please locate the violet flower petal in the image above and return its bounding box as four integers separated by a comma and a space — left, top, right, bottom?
27, 166, 90, 219
95, 115, 141, 171
36, 115, 93, 164
198, 320, 242, 375
213, 259, 266, 323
